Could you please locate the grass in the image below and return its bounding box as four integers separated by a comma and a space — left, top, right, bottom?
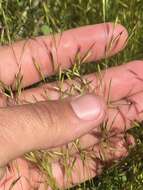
0, 0, 143, 189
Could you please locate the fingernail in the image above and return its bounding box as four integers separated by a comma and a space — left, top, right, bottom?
70, 94, 104, 121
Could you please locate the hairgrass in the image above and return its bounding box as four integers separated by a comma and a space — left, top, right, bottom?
0, 0, 143, 190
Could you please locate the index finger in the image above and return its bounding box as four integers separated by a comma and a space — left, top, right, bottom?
0, 23, 128, 88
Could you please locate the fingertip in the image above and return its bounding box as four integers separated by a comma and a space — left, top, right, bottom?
126, 134, 136, 147
104, 22, 128, 56
113, 23, 128, 50
70, 94, 106, 121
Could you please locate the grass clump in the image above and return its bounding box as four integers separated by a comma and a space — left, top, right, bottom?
0, 0, 143, 190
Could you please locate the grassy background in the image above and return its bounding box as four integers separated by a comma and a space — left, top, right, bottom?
0, 0, 143, 189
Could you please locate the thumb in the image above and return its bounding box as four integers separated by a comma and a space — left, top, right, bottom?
0, 94, 105, 166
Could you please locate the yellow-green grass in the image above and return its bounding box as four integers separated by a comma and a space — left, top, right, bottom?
0, 0, 143, 189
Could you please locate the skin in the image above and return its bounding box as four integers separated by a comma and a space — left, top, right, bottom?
0, 22, 142, 189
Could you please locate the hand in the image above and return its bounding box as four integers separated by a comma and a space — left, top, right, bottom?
0, 22, 141, 190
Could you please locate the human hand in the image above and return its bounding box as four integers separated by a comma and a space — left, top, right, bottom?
0, 22, 141, 189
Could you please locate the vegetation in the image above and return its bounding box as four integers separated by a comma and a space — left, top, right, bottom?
0, 0, 143, 189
